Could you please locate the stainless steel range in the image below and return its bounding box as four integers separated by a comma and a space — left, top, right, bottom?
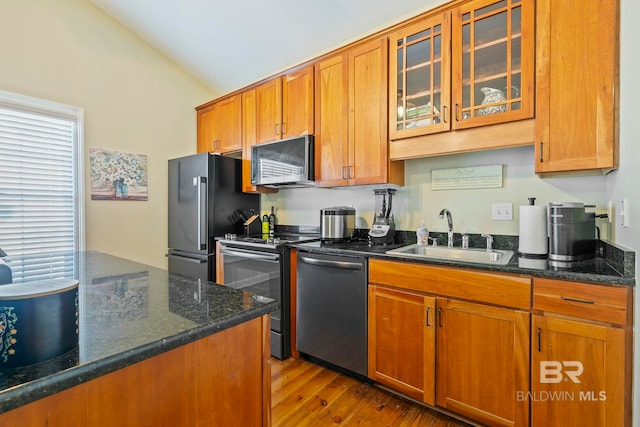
216, 232, 319, 359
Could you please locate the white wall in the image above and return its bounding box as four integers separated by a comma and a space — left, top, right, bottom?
0, 0, 215, 268
615, 0, 640, 420
265, 146, 611, 240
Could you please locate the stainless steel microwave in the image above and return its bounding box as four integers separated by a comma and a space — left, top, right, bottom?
251, 135, 314, 187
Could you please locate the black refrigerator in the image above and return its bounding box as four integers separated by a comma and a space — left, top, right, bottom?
167, 154, 259, 281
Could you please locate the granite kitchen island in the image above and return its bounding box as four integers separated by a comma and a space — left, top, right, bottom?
0, 251, 276, 426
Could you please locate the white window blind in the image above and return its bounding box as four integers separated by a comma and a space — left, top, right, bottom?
0, 91, 83, 284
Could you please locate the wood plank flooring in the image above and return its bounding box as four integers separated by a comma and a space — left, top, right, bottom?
271, 357, 473, 427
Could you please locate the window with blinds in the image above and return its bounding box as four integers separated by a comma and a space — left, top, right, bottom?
0, 91, 83, 284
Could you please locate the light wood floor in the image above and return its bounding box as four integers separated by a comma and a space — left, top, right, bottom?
271, 357, 472, 427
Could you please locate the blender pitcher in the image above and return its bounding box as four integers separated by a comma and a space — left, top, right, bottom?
368, 188, 396, 244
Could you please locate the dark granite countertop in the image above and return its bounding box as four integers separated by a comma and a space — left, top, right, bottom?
292, 233, 635, 286
0, 251, 278, 414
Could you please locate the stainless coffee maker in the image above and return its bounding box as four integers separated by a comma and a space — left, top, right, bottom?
548, 202, 596, 266
368, 188, 396, 244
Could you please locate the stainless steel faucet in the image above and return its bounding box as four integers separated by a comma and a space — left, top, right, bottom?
439, 209, 454, 248
481, 233, 494, 251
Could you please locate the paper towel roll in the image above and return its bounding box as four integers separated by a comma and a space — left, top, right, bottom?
519, 205, 548, 255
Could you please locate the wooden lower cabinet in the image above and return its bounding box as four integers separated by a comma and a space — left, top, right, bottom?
0, 315, 272, 427
531, 315, 626, 427
531, 277, 632, 426
368, 285, 436, 405
368, 259, 531, 426
436, 298, 530, 427
368, 278, 529, 426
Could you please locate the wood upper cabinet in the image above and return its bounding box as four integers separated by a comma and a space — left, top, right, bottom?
255, 66, 313, 144
389, 12, 451, 140
197, 95, 242, 154
535, 0, 619, 174
315, 38, 403, 187
368, 285, 435, 405
390, 0, 534, 135
436, 297, 530, 427
531, 278, 631, 426
389, 0, 535, 159
451, 0, 534, 129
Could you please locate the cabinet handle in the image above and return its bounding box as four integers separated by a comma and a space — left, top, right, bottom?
281, 122, 286, 135
275, 123, 280, 136
537, 327, 541, 352
455, 104, 460, 122
539, 142, 544, 162
426, 306, 431, 327
348, 165, 354, 179
560, 296, 595, 305
442, 105, 448, 124
437, 307, 443, 327
341, 166, 347, 180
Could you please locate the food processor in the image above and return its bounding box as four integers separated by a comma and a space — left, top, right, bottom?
368, 188, 396, 244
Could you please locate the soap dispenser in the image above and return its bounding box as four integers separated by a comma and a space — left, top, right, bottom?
416, 219, 429, 245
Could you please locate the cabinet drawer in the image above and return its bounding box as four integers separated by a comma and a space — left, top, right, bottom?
533, 278, 631, 326
369, 259, 531, 310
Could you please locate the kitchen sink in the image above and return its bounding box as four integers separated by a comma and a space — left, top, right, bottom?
385, 244, 515, 266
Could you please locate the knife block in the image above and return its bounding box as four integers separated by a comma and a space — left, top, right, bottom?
243, 215, 262, 236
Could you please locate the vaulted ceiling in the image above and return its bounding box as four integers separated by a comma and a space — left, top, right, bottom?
89, 0, 447, 95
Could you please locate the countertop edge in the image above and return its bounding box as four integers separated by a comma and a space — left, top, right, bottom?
292, 244, 635, 287
0, 301, 277, 414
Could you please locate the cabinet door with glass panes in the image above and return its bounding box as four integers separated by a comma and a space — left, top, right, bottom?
389, 13, 451, 140
451, 0, 534, 129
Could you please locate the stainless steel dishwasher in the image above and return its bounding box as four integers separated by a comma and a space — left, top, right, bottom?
296, 251, 367, 377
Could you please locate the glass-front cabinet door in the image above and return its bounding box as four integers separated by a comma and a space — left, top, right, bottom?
389, 13, 451, 140
451, 0, 534, 129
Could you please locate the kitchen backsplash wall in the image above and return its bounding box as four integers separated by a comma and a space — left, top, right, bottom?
262, 145, 611, 241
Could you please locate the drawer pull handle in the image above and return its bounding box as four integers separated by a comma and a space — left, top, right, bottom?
426, 307, 431, 327
560, 296, 595, 305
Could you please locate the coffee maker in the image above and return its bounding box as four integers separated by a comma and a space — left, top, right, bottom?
368, 188, 396, 244
548, 202, 596, 266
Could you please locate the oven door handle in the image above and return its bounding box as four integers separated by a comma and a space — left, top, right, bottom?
299, 256, 363, 271
220, 247, 280, 262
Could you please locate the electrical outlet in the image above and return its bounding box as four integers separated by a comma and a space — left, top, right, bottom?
620, 198, 630, 227
491, 203, 513, 221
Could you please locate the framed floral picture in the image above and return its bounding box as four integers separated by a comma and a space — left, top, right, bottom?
90, 149, 148, 200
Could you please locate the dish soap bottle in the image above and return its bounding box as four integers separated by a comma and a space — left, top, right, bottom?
416, 219, 429, 246
262, 212, 270, 239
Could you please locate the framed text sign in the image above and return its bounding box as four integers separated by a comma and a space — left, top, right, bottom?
432, 165, 503, 191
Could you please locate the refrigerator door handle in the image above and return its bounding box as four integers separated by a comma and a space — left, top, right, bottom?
194, 176, 207, 250
167, 253, 207, 264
